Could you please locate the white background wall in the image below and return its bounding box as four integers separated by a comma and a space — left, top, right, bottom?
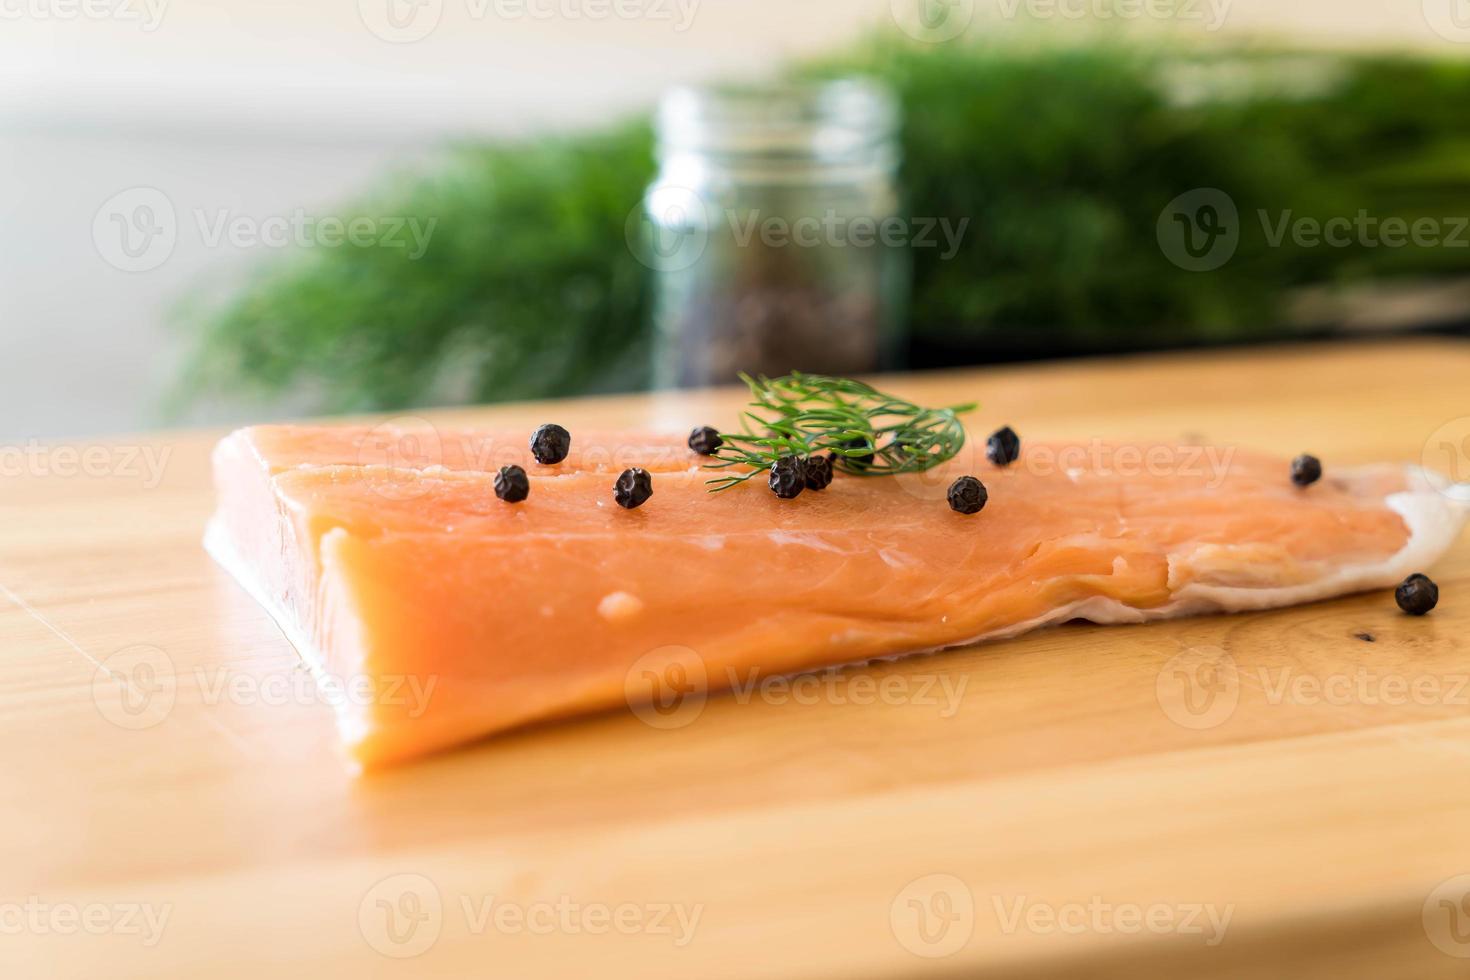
0, 0, 1459, 439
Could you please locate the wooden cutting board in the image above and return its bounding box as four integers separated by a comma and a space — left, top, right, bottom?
3, 340, 1469, 979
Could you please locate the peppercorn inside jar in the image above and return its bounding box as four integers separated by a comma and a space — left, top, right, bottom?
640, 79, 908, 388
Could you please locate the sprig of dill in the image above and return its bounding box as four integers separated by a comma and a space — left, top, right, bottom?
704, 373, 977, 492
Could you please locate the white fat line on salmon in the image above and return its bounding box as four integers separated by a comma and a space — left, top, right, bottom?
991, 895, 1233, 946
724, 667, 969, 718
192, 666, 438, 718
459, 896, 703, 946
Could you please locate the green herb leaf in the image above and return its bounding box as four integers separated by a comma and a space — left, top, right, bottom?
704, 373, 976, 492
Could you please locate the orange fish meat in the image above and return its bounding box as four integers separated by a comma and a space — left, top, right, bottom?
206, 422, 1467, 767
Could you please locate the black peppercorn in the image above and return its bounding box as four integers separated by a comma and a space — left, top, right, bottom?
947, 475, 988, 515
986, 426, 1021, 467
1290, 454, 1322, 487
494, 465, 530, 503
529, 423, 571, 465
1395, 573, 1439, 616
613, 468, 653, 509
839, 436, 876, 469
769, 456, 806, 499
688, 426, 723, 456
803, 454, 834, 491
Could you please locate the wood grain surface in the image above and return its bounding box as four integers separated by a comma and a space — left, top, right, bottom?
2, 340, 1469, 979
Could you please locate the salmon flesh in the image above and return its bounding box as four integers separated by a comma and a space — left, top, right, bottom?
206, 424, 1468, 767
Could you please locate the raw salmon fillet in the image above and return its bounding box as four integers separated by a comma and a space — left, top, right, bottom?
206, 422, 1467, 767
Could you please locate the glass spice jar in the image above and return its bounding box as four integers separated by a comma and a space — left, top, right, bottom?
640, 79, 908, 388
